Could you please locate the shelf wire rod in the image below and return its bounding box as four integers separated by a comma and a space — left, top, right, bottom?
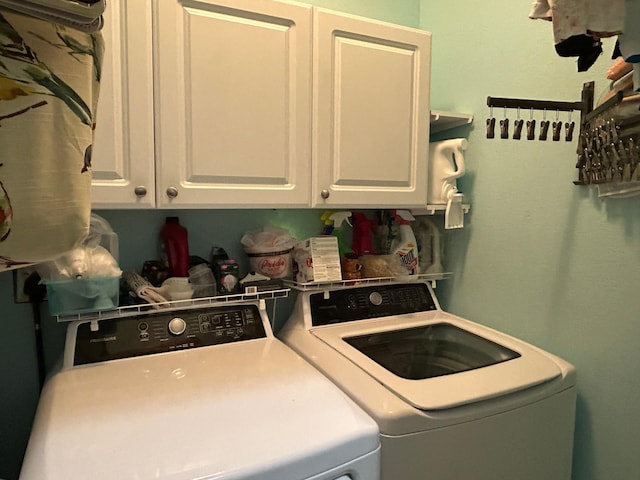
486, 96, 583, 112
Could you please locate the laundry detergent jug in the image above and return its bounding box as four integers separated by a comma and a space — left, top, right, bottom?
428, 138, 468, 229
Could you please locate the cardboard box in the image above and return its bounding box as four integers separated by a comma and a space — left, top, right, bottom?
293, 236, 342, 283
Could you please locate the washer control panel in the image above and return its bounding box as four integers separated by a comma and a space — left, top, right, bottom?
310, 283, 437, 326
73, 305, 267, 365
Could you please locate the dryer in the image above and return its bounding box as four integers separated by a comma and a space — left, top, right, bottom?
279, 281, 577, 480
20, 299, 380, 480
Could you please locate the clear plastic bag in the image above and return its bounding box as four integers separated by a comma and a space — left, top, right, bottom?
38, 213, 121, 281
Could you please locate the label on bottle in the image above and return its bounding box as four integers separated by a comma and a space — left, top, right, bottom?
396, 244, 418, 275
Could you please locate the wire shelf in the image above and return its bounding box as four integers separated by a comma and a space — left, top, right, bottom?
55, 288, 290, 323
282, 273, 452, 291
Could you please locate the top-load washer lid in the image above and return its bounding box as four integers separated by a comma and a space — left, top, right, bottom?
307, 283, 564, 410
344, 322, 521, 380
20, 304, 379, 480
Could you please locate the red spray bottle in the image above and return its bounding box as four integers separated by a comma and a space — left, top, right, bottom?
351, 212, 377, 256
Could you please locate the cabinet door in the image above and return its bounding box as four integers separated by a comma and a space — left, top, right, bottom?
91, 1, 156, 208
313, 9, 431, 208
155, 0, 312, 208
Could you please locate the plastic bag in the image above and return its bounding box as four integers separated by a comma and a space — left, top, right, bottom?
240, 225, 295, 252
38, 213, 121, 281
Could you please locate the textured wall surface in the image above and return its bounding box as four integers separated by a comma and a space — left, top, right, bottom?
420, 3, 640, 480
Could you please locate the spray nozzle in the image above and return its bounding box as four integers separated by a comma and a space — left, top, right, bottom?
330, 211, 352, 228
321, 210, 336, 226
392, 209, 415, 224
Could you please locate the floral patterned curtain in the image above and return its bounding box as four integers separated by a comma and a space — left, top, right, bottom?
0, 8, 103, 270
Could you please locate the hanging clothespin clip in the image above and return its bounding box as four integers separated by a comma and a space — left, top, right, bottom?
486, 106, 495, 139
552, 110, 562, 141
500, 107, 509, 139
526, 108, 536, 140
513, 107, 523, 140
539, 110, 550, 141
565, 110, 575, 142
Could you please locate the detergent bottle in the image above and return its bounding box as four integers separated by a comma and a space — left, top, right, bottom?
413, 216, 443, 275
390, 210, 419, 275
428, 138, 468, 229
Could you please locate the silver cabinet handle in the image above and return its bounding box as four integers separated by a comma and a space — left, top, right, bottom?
166, 186, 179, 198
320, 189, 330, 199
134, 186, 147, 197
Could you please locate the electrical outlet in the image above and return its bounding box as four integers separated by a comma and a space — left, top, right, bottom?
13, 267, 41, 303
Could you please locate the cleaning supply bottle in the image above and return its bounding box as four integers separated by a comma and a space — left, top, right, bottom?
352, 212, 376, 256
320, 211, 335, 235
428, 138, 468, 229
329, 211, 353, 257
390, 210, 419, 275
160, 216, 190, 277
413, 217, 443, 275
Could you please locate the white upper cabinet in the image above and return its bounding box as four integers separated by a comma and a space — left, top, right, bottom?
154, 0, 312, 207
91, 0, 431, 209
91, 1, 155, 208
312, 9, 431, 208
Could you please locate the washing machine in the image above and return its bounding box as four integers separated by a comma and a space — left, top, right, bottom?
278, 281, 577, 480
19, 298, 380, 480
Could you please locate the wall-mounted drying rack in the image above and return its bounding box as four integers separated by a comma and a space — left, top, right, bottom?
486, 82, 595, 142
574, 89, 640, 189
487, 81, 640, 190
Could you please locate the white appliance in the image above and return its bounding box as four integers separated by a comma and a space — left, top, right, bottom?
19, 299, 380, 480
279, 281, 577, 480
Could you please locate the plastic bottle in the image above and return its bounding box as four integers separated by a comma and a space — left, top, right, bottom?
320, 211, 336, 235
390, 210, 419, 275
351, 212, 376, 256
160, 217, 190, 278
329, 211, 353, 257
413, 217, 443, 275
428, 138, 468, 205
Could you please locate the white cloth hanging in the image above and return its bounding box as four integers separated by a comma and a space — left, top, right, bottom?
0, 9, 103, 270
529, 0, 624, 43
0, 0, 105, 32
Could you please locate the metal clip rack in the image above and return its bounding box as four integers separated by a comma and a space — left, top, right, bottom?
486, 82, 640, 187
486, 82, 594, 144
574, 91, 640, 187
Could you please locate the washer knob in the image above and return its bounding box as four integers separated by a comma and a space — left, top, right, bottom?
168, 317, 187, 336
369, 291, 383, 306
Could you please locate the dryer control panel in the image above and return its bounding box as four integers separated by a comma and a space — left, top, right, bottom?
310, 283, 437, 326
73, 305, 267, 365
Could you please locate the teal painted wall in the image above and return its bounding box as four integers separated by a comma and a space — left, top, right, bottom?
420, 3, 640, 480
0, 2, 421, 479
304, 0, 420, 26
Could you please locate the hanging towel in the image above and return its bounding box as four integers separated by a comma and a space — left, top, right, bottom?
530, 0, 625, 71
0, 0, 105, 33
551, 0, 624, 44
0, 9, 103, 270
